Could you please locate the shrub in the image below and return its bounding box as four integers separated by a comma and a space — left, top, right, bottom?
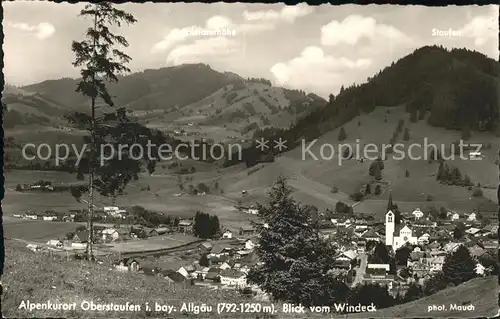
472, 187, 483, 197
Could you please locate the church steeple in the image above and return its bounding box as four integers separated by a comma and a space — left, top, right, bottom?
387, 190, 394, 212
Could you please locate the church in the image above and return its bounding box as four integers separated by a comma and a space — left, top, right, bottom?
385, 210, 418, 250
384, 192, 418, 250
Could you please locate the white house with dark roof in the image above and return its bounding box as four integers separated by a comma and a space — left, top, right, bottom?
412, 208, 424, 220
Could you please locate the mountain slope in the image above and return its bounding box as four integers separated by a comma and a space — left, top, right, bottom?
286, 46, 499, 144
344, 276, 498, 318
2, 85, 70, 128
19, 64, 326, 139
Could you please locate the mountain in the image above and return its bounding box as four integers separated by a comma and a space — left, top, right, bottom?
287, 46, 499, 143
17, 63, 326, 138
2, 84, 69, 129
234, 45, 500, 164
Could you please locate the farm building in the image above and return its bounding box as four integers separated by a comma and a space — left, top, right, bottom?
178, 220, 193, 233
220, 269, 247, 287
73, 230, 89, 243
222, 230, 233, 239
113, 258, 141, 272
26, 244, 42, 252
46, 240, 63, 248
102, 228, 120, 241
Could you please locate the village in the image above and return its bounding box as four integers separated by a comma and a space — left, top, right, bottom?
16, 188, 498, 300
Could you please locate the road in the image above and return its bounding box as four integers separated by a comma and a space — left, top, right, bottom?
352, 253, 368, 287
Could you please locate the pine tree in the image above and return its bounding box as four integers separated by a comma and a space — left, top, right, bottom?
436, 161, 444, 181
338, 127, 347, 141
247, 176, 349, 306
403, 127, 410, 141
365, 184, 371, 195
372, 242, 390, 264
461, 125, 471, 140
348, 283, 395, 309
70, 3, 149, 260
442, 245, 476, 285
404, 282, 424, 302
410, 108, 417, 123
423, 271, 450, 295
199, 254, 210, 267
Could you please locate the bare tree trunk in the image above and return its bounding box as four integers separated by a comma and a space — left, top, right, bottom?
86, 5, 99, 262
86, 96, 96, 261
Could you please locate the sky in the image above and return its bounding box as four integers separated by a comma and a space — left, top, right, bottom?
3, 3, 498, 98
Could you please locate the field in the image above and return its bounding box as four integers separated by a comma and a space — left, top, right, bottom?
105, 234, 201, 253
3, 217, 81, 242
4, 105, 499, 242
219, 106, 499, 216
343, 276, 498, 318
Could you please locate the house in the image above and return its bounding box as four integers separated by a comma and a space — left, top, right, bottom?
465, 227, 481, 237
209, 255, 230, 266
417, 233, 430, 245
205, 267, 222, 282
26, 244, 42, 252
482, 240, 498, 250
220, 262, 232, 270
450, 212, 460, 221
165, 271, 188, 283
247, 205, 259, 215
413, 219, 435, 228
220, 269, 247, 287
235, 250, 252, 259
239, 226, 255, 236
114, 258, 141, 272
429, 256, 445, 272
245, 239, 255, 250
469, 151, 482, 160
475, 263, 486, 276
148, 229, 159, 237
46, 240, 63, 248
362, 274, 395, 285
199, 242, 213, 252
412, 208, 424, 220
361, 229, 380, 242
71, 242, 87, 249
333, 259, 351, 269
342, 249, 358, 261
43, 216, 57, 221
73, 230, 89, 243
155, 227, 172, 235
178, 220, 193, 233
178, 265, 197, 278
102, 228, 120, 241
194, 266, 211, 280
470, 246, 488, 259
410, 261, 431, 278
222, 230, 233, 239
129, 227, 147, 239
482, 224, 498, 235
466, 212, 477, 221
444, 242, 462, 253
427, 241, 440, 250
367, 264, 390, 273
